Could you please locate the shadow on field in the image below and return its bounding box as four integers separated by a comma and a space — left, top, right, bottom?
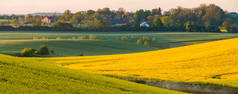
152, 38, 234, 49
106, 75, 238, 94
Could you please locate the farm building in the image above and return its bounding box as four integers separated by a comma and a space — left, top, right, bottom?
41, 16, 56, 24
140, 22, 150, 27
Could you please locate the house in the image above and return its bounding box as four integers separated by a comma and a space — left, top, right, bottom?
140, 22, 150, 27
41, 16, 56, 24
230, 12, 238, 17
112, 21, 127, 27
219, 27, 228, 33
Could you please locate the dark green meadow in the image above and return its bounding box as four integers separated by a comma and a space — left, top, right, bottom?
1, 32, 238, 57
1, 32, 238, 93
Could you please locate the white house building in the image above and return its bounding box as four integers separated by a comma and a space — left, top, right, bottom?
140, 22, 150, 27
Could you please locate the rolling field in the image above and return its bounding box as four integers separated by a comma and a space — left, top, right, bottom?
0, 40, 156, 56
1, 32, 238, 93
47, 38, 238, 88
1, 32, 238, 56
0, 54, 184, 94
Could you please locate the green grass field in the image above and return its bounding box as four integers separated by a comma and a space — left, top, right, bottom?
0, 54, 185, 94
1, 32, 238, 93
0, 40, 156, 56
1, 32, 238, 57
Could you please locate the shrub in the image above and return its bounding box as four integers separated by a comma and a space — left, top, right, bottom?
136, 39, 143, 45
152, 37, 156, 42
20, 48, 34, 57
89, 34, 97, 40
51, 50, 55, 54
39, 45, 50, 55
131, 79, 146, 84
144, 40, 150, 46
16, 53, 21, 57
32, 49, 39, 54
34, 50, 39, 54
79, 53, 84, 56
142, 36, 149, 41
121, 36, 128, 41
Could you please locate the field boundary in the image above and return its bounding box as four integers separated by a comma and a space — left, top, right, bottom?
106, 75, 238, 94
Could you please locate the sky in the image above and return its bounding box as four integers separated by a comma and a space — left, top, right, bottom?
0, 0, 238, 14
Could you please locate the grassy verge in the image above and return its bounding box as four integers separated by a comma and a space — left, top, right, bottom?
107, 75, 238, 94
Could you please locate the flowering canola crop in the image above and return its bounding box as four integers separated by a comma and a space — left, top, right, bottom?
50, 38, 238, 87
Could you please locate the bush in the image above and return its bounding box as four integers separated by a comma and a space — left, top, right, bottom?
34, 51, 39, 54
32, 49, 39, 54
51, 50, 55, 54
20, 48, 34, 57
89, 34, 97, 40
39, 45, 50, 55
142, 36, 149, 41
131, 79, 146, 84
79, 53, 84, 56
144, 40, 150, 46
16, 53, 21, 57
121, 36, 128, 41
136, 39, 143, 45
152, 37, 156, 42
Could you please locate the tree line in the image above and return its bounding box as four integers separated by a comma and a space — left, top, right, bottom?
0, 4, 238, 32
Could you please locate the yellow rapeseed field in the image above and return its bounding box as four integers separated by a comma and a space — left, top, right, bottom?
48, 38, 238, 87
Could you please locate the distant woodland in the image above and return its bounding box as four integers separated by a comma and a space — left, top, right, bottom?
0, 4, 238, 32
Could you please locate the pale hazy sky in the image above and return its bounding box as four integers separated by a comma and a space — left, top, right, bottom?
1, 0, 238, 14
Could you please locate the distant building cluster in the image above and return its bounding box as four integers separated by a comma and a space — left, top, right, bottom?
41, 16, 56, 24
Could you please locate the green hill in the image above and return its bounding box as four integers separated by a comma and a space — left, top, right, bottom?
0, 54, 184, 94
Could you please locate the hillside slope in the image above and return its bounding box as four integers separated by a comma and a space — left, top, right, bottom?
51, 38, 238, 87
0, 55, 184, 94
0, 40, 157, 56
